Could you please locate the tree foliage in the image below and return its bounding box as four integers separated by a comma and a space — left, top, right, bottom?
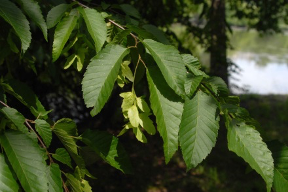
0, 0, 287, 191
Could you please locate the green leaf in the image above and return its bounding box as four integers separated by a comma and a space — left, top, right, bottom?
120, 92, 136, 112
35, 119, 52, 147
267, 141, 288, 192
121, 61, 134, 82
81, 129, 133, 174
184, 74, 203, 98
0, 153, 19, 192
81, 180, 92, 192
78, 7, 107, 53
53, 118, 77, 136
182, 55, 209, 77
138, 113, 156, 135
143, 39, 186, 97
181, 54, 201, 69
17, 0, 47, 41
119, 4, 141, 19
179, 91, 219, 170
204, 77, 229, 97
0, 0, 31, 52
1, 79, 47, 118
227, 120, 274, 192
52, 10, 78, 62
127, 105, 140, 127
0, 86, 6, 104
133, 127, 147, 143
47, 3, 70, 29
136, 97, 150, 113
0, 130, 48, 192
147, 64, 184, 163
53, 127, 77, 155
64, 54, 77, 69
142, 24, 170, 45
82, 44, 129, 116
65, 173, 82, 192
52, 148, 72, 168
47, 163, 63, 192
112, 29, 131, 44
0, 107, 27, 133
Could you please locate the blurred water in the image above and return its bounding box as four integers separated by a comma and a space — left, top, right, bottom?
228, 30, 288, 94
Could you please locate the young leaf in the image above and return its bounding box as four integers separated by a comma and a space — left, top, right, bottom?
52, 148, 72, 168
179, 91, 220, 170
0, 0, 31, 52
227, 120, 274, 192
82, 44, 129, 116
133, 127, 147, 143
143, 39, 186, 97
127, 105, 140, 127
64, 54, 77, 69
35, 119, 52, 147
17, 0, 47, 41
0, 153, 19, 192
47, 163, 63, 192
47, 3, 70, 29
0, 107, 27, 133
81, 129, 133, 174
120, 92, 136, 112
52, 11, 78, 62
136, 97, 150, 113
138, 113, 156, 135
0, 130, 48, 192
147, 65, 184, 163
121, 61, 134, 82
78, 7, 107, 53
267, 141, 288, 192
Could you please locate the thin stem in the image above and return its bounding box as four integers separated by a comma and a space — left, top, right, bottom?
62, 177, 69, 192
132, 55, 141, 94
0, 100, 8, 107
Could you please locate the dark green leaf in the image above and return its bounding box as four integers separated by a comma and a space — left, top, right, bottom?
0, 130, 48, 192
181, 54, 201, 69
82, 44, 129, 116
79, 7, 107, 52
47, 163, 63, 192
119, 4, 141, 19
267, 141, 288, 192
81, 129, 133, 174
0, 0, 31, 52
65, 173, 82, 192
0, 107, 27, 133
204, 77, 229, 97
143, 24, 170, 45
35, 119, 52, 147
184, 74, 203, 98
17, 0, 47, 41
52, 148, 72, 168
47, 3, 70, 29
0, 153, 19, 192
52, 10, 78, 62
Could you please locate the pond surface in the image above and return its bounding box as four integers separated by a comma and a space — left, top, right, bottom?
228, 30, 288, 94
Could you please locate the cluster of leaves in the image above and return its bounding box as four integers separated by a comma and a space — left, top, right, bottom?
0, 0, 288, 191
